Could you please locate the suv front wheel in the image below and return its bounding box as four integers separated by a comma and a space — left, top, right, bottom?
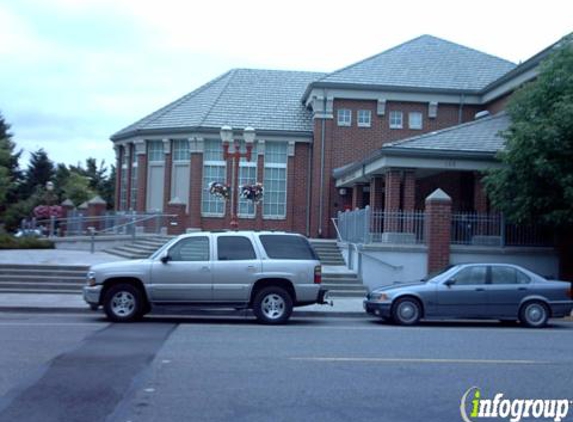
253, 287, 293, 325
103, 284, 144, 322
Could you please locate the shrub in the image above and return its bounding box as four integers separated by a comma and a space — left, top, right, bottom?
0, 233, 55, 250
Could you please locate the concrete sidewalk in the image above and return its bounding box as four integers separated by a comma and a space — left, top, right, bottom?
0, 293, 366, 318
0, 249, 367, 318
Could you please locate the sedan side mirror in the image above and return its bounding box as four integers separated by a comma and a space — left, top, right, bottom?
444, 278, 455, 287
160, 253, 172, 264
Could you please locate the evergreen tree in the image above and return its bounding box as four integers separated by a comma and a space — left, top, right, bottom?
21, 149, 55, 198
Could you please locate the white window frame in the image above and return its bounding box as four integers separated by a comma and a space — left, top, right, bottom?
172, 139, 190, 162
119, 147, 128, 211
201, 140, 226, 217
337, 109, 352, 127
238, 160, 257, 218
389, 111, 403, 129
147, 140, 164, 162
408, 112, 423, 130
357, 110, 371, 127
263, 142, 287, 220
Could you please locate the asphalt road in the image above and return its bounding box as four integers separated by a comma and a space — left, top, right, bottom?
0, 313, 572, 422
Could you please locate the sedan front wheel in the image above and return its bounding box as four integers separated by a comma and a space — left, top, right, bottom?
392, 297, 422, 326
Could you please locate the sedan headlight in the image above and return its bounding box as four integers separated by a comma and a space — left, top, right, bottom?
369, 292, 390, 302
86, 271, 97, 286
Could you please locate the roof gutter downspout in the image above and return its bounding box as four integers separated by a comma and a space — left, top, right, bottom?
318, 97, 326, 237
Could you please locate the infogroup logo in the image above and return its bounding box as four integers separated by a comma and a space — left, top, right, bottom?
460, 387, 571, 422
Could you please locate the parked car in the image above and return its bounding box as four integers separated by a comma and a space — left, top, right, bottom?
364, 263, 573, 327
14, 229, 44, 238
83, 231, 328, 324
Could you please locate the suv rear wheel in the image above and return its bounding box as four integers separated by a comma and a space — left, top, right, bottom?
103, 284, 144, 323
253, 287, 293, 325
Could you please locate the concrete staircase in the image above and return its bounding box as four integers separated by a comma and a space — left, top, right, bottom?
103, 235, 173, 259
0, 264, 88, 294
309, 239, 346, 265
310, 239, 367, 298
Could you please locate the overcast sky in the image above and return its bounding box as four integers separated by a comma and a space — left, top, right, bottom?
1, 0, 571, 172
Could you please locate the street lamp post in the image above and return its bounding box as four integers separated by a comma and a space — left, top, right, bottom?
220, 125, 256, 230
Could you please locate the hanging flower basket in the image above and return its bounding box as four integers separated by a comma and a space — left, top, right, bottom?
209, 181, 230, 200
240, 182, 264, 204
33, 205, 64, 219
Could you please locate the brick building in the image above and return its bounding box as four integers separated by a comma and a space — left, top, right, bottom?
110, 34, 553, 237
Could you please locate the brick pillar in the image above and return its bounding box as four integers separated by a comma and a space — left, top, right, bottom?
188, 152, 203, 229
473, 172, 488, 213
351, 185, 364, 209
87, 196, 107, 231
403, 170, 416, 233
384, 169, 401, 232
61, 199, 75, 236
163, 148, 173, 211
136, 150, 147, 213
166, 199, 187, 235
369, 177, 384, 210
114, 146, 122, 211
425, 189, 452, 274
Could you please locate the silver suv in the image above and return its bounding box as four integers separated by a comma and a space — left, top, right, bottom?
83, 231, 327, 324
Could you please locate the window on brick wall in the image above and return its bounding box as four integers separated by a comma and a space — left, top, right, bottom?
389, 111, 403, 129
263, 142, 287, 219
119, 146, 128, 211
236, 141, 257, 218
148, 140, 164, 162
409, 112, 423, 130
337, 109, 352, 126
130, 146, 137, 210
357, 110, 371, 127
201, 140, 226, 216
171, 139, 190, 207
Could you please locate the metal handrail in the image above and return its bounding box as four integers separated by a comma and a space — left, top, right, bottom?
330, 217, 342, 242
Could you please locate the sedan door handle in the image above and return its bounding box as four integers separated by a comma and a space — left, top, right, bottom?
201, 266, 210, 272
475, 288, 485, 291
518, 287, 527, 291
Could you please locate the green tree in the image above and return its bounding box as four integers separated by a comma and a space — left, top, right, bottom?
60, 172, 95, 206
484, 35, 573, 227
21, 149, 55, 198
0, 113, 22, 205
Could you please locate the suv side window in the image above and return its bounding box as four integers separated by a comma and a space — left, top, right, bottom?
453, 266, 487, 286
169, 236, 210, 262
259, 235, 318, 260
491, 266, 531, 285
217, 236, 256, 261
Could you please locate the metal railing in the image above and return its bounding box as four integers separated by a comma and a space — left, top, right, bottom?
25, 211, 176, 239
336, 207, 424, 244
451, 212, 555, 247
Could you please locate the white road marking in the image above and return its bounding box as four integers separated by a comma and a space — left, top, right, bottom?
290, 357, 549, 365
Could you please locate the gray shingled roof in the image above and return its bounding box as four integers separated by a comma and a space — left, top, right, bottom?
385, 112, 509, 153
112, 69, 325, 140
333, 113, 510, 179
314, 35, 516, 92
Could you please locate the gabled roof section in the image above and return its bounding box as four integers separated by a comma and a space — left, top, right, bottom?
385, 112, 510, 153
112, 69, 325, 140
333, 112, 510, 180
311, 35, 516, 94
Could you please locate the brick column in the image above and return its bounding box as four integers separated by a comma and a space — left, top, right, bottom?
135, 141, 147, 212
87, 196, 107, 231
473, 172, 488, 213
403, 170, 416, 233
425, 189, 452, 274
166, 199, 187, 235
351, 185, 364, 210
369, 177, 384, 210
384, 169, 402, 232
114, 145, 122, 211
188, 152, 203, 229
163, 140, 173, 211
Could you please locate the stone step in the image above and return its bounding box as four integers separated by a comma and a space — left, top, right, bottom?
322, 283, 367, 291
0, 264, 89, 272
0, 288, 80, 295
0, 281, 83, 291
326, 290, 368, 298
0, 275, 86, 284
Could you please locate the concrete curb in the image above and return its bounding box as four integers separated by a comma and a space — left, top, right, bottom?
0, 306, 367, 319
